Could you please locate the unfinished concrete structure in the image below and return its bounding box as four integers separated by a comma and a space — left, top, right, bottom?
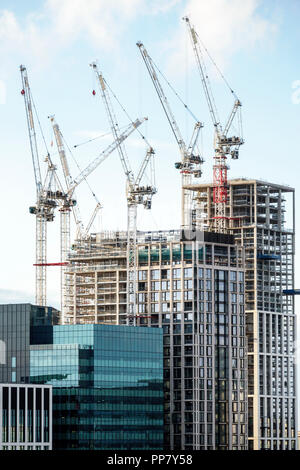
184, 178, 297, 450
64, 230, 247, 450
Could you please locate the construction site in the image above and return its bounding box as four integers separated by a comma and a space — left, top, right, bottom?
20, 17, 297, 451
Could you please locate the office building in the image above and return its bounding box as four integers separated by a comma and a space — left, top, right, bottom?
0, 304, 163, 450
30, 324, 164, 450
0, 383, 52, 450
0, 303, 59, 384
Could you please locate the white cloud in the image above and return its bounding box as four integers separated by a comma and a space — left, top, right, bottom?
0, 0, 184, 68
45, 0, 140, 48
0, 0, 144, 67
0, 288, 34, 304
148, 0, 182, 15
166, 0, 277, 75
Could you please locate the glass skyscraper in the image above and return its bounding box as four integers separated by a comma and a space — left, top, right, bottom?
30, 324, 164, 450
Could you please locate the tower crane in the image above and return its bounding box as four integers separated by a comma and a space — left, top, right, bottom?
183, 17, 244, 232
20, 65, 71, 307
50, 115, 103, 244
50, 116, 101, 320
90, 62, 156, 326
51, 116, 146, 324
21, 62, 145, 313
136, 42, 204, 230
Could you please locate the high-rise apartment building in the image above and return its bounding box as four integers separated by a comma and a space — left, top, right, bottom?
65, 230, 247, 450
184, 178, 297, 450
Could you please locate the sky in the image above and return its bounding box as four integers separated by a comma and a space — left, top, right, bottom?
0, 0, 300, 362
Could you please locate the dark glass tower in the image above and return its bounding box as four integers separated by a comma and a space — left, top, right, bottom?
30, 324, 164, 450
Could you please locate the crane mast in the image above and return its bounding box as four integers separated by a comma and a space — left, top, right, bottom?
183, 17, 244, 232
136, 42, 204, 230
50, 117, 78, 321
91, 63, 156, 326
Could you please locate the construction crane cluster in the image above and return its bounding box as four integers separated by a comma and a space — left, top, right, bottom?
20, 64, 147, 323
21, 15, 243, 325
90, 62, 156, 326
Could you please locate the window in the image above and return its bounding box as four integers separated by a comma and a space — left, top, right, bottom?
173, 268, 181, 278
184, 302, 193, 312
151, 270, 159, 280
173, 280, 181, 290
162, 269, 170, 279
184, 268, 192, 278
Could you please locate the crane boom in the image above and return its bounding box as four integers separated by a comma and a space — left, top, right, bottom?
223, 99, 242, 137
182, 20, 221, 134
135, 146, 154, 186
50, 116, 84, 238
83, 203, 101, 239
90, 63, 134, 182
68, 118, 146, 194
136, 44, 186, 155
20, 65, 42, 195
137, 42, 204, 229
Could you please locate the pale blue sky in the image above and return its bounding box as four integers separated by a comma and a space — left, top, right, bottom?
0, 0, 299, 317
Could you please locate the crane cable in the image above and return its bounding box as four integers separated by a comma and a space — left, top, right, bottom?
31, 92, 51, 157
101, 78, 156, 187
194, 29, 240, 102
150, 55, 201, 124
102, 77, 153, 149
73, 127, 129, 148
61, 132, 101, 206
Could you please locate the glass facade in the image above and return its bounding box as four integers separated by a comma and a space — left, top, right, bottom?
134, 241, 247, 450
0, 304, 59, 384
30, 325, 164, 450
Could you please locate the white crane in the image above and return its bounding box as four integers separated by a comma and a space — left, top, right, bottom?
51, 116, 146, 323
136, 42, 204, 230
20, 64, 70, 307
50, 116, 101, 319
183, 17, 244, 232
20, 63, 145, 313
90, 62, 156, 326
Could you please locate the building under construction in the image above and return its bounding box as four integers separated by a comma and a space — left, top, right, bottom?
185, 178, 297, 450
63, 177, 297, 450
65, 228, 247, 450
